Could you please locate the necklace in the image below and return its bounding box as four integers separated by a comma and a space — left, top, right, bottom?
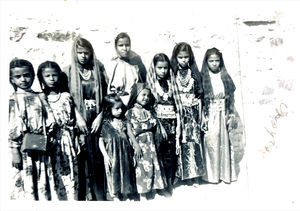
155, 80, 172, 101
177, 68, 192, 87
47, 93, 61, 103
176, 69, 194, 93
79, 69, 92, 80
133, 104, 151, 123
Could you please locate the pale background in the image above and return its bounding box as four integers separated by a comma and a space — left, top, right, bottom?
1, 0, 300, 210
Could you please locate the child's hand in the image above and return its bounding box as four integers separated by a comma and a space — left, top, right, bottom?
161, 125, 168, 140
201, 117, 209, 132
227, 114, 238, 131
11, 148, 22, 170
104, 154, 112, 169
134, 144, 143, 160
175, 138, 181, 155
77, 116, 89, 135
91, 114, 101, 134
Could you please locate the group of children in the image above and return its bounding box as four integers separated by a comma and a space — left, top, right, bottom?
8, 32, 242, 201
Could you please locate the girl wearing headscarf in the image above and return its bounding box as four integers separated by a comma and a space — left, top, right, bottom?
63, 37, 107, 200
126, 83, 166, 200
170, 42, 206, 185
106, 32, 146, 107
146, 53, 182, 195
200, 47, 242, 184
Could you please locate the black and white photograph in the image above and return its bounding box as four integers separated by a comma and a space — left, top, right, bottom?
0, 0, 300, 210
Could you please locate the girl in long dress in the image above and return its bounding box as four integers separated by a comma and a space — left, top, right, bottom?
146, 53, 181, 195
37, 61, 79, 200
200, 47, 241, 184
9, 59, 56, 200
126, 83, 166, 200
63, 37, 107, 200
98, 93, 137, 201
170, 42, 206, 184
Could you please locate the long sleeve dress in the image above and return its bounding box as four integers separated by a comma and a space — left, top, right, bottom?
175, 68, 206, 181
9, 90, 56, 200
64, 59, 107, 200
202, 70, 239, 183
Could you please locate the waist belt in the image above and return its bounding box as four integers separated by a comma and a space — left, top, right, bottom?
209, 99, 225, 111
179, 93, 199, 107
156, 104, 176, 119
84, 99, 96, 110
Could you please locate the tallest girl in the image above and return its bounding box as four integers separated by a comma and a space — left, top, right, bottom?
63, 37, 107, 200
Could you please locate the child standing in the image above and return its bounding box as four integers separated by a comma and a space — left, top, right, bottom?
146, 53, 181, 195
9, 59, 56, 200
126, 83, 166, 199
98, 93, 137, 201
63, 37, 107, 200
37, 61, 79, 200
107, 32, 146, 106
170, 42, 206, 184
200, 47, 241, 184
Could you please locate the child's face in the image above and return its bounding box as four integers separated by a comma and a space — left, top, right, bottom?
76, 46, 92, 65
42, 68, 59, 88
155, 61, 169, 80
136, 89, 150, 107
111, 102, 123, 118
176, 51, 190, 68
10, 67, 34, 91
207, 54, 221, 72
116, 38, 130, 58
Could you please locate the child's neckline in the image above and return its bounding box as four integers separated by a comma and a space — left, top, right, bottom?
15, 88, 34, 93
47, 92, 61, 103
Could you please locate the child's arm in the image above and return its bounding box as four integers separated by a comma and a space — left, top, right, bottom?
175, 113, 181, 155
91, 111, 103, 134
126, 122, 142, 159
98, 137, 112, 168
75, 107, 89, 134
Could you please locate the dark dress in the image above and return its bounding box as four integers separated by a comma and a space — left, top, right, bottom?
78, 73, 106, 200
100, 120, 136, 198
154, 80, 178, 188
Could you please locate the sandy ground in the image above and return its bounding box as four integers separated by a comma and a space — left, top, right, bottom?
1, 1, 300, 210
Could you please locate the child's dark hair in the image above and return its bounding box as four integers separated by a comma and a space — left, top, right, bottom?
203, 47, 225, 69
76, 37, 94, 54
103, 93, 126, 120
9, 58, 35, 91
170, 42, 195, 72
153, 53, 171, 79
114, 32, 131, 48
37, 61, 69, 94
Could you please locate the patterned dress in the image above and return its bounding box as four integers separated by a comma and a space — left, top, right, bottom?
175, 69, 206, 181
126, 104, 166, 194
47, 92, 79, 200
154, 80, 177, 187
100, 120, 136, 198
8, 91, 56, 200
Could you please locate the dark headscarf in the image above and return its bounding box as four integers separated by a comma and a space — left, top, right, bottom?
201, 47, 236, 115
170, 42, 203, 98
127, 83, 151, 109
